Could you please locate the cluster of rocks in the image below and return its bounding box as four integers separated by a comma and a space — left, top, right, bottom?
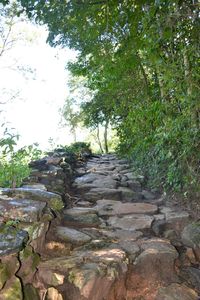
0, 149, 79, 300
0, 187, 64, 299
0, 153, 199, 299
27, 150, 75, 196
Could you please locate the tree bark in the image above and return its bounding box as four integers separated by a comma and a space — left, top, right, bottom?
104, 120, 109, 153
96, 125, 104, 153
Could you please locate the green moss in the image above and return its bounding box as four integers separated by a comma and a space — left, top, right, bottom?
2, 277, 23, 300
20, 246, 40, 271
0, 263, 9, 289
20, 246, 33, 260
23, 284, 40, 300
31, 253, 40, 270
49, 198, 64, 211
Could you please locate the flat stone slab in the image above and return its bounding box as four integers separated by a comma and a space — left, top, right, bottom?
55, 226, 91, 246
75, 248, 127, 265
111, 230, 143, 241
97, 202, 158, 216
74, 173, 106, 185
62, 213, 101, 228
84, 188, 121, 202
91, 178, 117, 189
38, 255, 84, 272
107, 214, 154, 231
117, 187, 142, 201
63, 207, 97, 216
0, 198, 46, 223
165, 210, 189, 223
155, 283, 198, 300
21, 184, 47, 190
0, 188, 64, 211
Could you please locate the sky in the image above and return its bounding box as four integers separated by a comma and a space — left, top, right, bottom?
0, 18, 85, 150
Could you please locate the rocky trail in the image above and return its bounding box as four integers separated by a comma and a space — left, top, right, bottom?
0, 154, 200, 299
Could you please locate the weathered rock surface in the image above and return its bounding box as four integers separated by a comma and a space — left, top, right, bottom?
107, 214, 154, 231
180, 267, 200, 292
96, 201, 157, 216
0, 153, 198, 300
0, 228, 28, 256
155, 283, 198, 300
84, 187, 121, 201
0, 188, 64, 211
0, 198, 46, 222
55, 226, 92, 246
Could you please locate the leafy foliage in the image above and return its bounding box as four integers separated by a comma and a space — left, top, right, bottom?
6, 0, 200, 193
0, 127, 42, 187
55, 142, 91, 165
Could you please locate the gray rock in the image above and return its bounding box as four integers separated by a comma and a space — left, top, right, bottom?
165, 210, 190, 232
152, 219, 167, 236
21, 184, 47, 191
141, 190, 156, 200
74, 174, 104, 185
62, 213, 101, 228
118, 241, 140, 261
111, 229, 143, 241
84, 188, 121, 202
56, 226, 91, 245
180, 267, 200, 293
107, 214, 154, 231
92, 178, 117, 189
0, 228, 28, 256
155, 283, 198, 300
63, 207, 97, 216
0, 188, 64, 211
126, 180, 142, 191
118, 187, 142, 201
181, 222, 200, 248
0, 199, 46, 223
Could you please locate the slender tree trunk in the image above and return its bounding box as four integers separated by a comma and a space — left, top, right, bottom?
96, 125, 104, 153
183, 49, 192, 97
136, 52, 151, 98
183, 49, 199, 127
71, 127, 77, 143
104, 120, 109, 153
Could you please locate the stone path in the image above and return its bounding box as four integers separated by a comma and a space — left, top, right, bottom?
42, 154, 199, 300
0, 154, 199, 300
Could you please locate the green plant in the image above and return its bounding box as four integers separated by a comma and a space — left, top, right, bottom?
0, 127, 42, 188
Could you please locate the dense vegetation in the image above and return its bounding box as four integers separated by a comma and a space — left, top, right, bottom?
1, 1, 200, 195
0, 127, 42, 187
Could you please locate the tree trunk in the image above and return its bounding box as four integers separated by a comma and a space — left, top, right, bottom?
104, 120, 109, 153
183, 49, 192, 97
96, 125, 104, 153
71, 127, 77, 143
183, 49, 199, 127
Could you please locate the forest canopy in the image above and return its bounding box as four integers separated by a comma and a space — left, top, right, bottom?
1, 0, 200, 194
